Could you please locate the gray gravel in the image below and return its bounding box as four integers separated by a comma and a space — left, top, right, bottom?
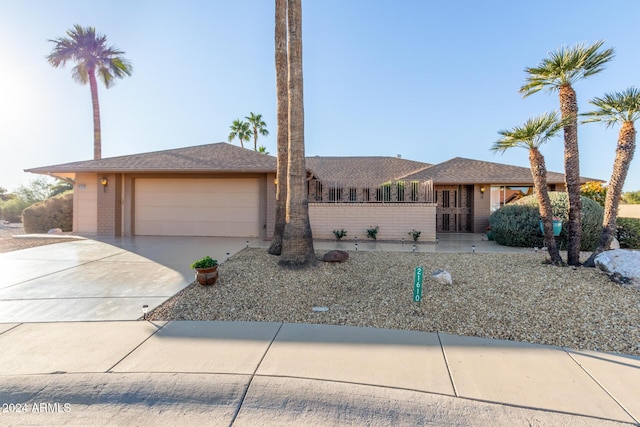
149, 248, 640, 356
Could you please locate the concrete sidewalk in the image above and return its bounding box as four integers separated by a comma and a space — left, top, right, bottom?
0, 321, 638, 426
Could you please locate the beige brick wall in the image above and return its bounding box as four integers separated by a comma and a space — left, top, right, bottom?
265, 173, 276, 239
309, 203, 437, 241
97, 173, 122, 236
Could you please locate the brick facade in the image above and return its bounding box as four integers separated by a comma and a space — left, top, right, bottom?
308, 203, 437, 241
96, 173, 122, 236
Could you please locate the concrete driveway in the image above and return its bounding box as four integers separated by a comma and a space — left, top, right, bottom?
0, 236, 269, 322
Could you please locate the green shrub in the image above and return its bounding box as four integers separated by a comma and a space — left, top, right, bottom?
616, 217, 640, 249
0, 198, 30, 223
489, 192, 603, 251
22, 192, 73, 233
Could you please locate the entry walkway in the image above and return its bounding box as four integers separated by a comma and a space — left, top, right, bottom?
0, 321, 638, 425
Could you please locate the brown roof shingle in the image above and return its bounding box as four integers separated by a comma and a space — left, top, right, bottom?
305, 156, 431, 182
401, 157, 571, 184
25, 142, 277, 174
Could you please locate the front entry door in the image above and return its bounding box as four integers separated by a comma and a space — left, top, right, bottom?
435, 185, 472, 232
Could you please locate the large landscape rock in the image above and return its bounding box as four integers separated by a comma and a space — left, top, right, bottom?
594, 249, 640, 285
322, 250, 349, 263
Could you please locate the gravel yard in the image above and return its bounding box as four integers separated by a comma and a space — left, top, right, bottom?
149, 247, 640, 356
0, 223, 76, 253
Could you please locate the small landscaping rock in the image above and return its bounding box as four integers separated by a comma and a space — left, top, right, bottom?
322, 250, 349, 263
431, 269, 452, 285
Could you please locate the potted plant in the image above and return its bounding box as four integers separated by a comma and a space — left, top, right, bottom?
191, 255, 219, 285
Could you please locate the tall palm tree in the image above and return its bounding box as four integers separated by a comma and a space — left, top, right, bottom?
492, 112, 566, 265
246, 112, 269, 151
279, 0, 315, 268
269, 0, 289, 255
47, 25, 132, 160
228, 119, 251, 149
520, 41, 615, 266
582, 88, 640, 267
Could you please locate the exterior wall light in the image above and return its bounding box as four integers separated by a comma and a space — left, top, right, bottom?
480, 186, 485, 194
101, 177, 108, 192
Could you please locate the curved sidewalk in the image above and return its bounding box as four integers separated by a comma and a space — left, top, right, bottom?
0, 320, 638, 425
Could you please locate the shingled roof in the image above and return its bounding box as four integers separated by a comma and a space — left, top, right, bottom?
25, 142, 277, 174
400, 157, 572, 184
305, 156, 431, 182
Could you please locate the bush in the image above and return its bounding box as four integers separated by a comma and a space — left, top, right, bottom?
0, 197, 30, 223
489, 192, 604, 251
616, 217, 640, 249
22, 192, 73, 233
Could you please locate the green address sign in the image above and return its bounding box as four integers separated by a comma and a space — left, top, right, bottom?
413, 267, 423, 302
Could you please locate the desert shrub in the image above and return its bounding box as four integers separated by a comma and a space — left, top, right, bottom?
616, 217, 640, 249
489, 192, 603, 251
0, 197, 30, 223
22, 192, 73, 233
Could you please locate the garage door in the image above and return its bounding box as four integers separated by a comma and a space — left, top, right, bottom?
134, 178, 260, 237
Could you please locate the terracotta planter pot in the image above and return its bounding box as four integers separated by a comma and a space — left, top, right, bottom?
195, 266, 218, 285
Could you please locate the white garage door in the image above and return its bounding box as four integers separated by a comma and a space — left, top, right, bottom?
135, 178, 260, 237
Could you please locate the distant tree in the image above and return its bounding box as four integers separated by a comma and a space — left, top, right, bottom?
47, 24, 133, 160
0, 186, 9, 201
246, 112, 269, 151
581, 181, 607, 206
228, 119, 251, 149
492, 112, 565, 265
520, 40, 615, 266
257, 145, 270, 155
582, 88, 640, 266
14, 177, 56, 204
623, 190, 640, 204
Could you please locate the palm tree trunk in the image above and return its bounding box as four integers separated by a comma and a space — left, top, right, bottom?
279, 0, 315, 268
559, 84, 582, 265
253, 130, 258, 151
530, 148, 564, 265
88, 69, 102, 160
269, 0, 289, 255
585, 121, 636, 266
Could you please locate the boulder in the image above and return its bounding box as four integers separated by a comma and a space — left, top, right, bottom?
431, 269, 452, 285
322, 250, 349, 263
47, 228, 63, 234
595, 249, 640, 285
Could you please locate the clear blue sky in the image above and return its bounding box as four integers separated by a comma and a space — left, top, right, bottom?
1, 0, 639, 192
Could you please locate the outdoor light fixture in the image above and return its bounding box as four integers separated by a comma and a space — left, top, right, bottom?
412, 244, 416, 252
480, 186, 485, 194
401, 238, 405, 246
226, 252, 230, 261
355, 242, 358, 252
100, 177, 108, 192
472, 245, 476, 253
246, 240, 249, 248
142, 304, 149, 320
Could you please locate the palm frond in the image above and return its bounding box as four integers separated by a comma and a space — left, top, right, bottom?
582, 87, 640, 127
520, 40, 614, 97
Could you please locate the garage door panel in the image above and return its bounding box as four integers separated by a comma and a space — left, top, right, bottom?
134, 178, 260, 237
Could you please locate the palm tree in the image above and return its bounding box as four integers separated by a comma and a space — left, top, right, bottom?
520, 41, 615, 266
268, 0, 289, 256
246, 112, 269, 151
279, 0, 316, 268
47, 24, 133, 160
228, 119, 251, 149
582, 88, 640, 267
492, 112, 566, 265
